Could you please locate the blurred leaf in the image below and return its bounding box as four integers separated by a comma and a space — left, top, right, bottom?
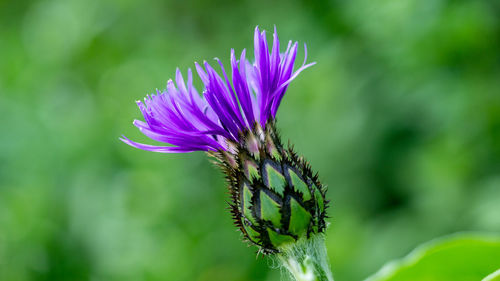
365, 233, 500, 281
483, 269, 500, 281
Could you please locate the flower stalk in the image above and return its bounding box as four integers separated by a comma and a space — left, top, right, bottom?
277, 234, 334, 281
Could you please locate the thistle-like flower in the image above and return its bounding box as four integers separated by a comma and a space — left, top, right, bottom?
122, 27, 330, 275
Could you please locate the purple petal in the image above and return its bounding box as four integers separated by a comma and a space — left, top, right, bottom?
122, 26, 315, 154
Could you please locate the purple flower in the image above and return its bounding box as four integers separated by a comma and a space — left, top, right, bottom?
121, 26, 315, 153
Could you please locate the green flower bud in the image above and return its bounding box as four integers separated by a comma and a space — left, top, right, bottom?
210, 122, 328, 254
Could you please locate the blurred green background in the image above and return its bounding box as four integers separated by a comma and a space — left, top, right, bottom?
1, 0, 499, 280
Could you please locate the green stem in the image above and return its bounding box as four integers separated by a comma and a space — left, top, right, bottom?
276, 234, 334, 281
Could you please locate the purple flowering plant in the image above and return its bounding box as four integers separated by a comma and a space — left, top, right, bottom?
122, 27, 333, 281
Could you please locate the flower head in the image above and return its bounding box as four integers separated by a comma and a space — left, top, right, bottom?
121, 26, 315, 153
122, 26, 327, 254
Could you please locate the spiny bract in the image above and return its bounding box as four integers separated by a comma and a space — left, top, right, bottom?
210, 121, 327, 253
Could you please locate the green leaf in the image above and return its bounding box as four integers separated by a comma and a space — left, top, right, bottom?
365, 233, 500, 281
483, 269, 500, 281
